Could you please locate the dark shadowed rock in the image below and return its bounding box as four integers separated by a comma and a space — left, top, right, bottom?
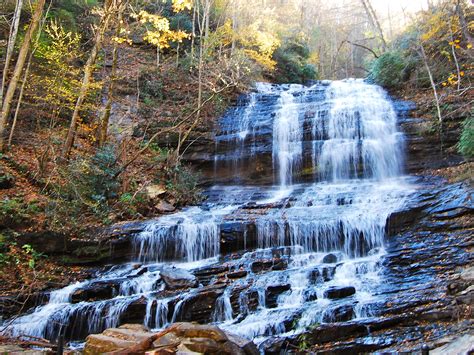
322, 304, 355, 322
265, 284, 291, 308
324, 286, 356, 299
322, 253, 338, 263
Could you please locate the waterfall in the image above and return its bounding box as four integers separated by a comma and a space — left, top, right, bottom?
318, 80, 402, 181
3, 80, 414, 347
273, 90, 302, 187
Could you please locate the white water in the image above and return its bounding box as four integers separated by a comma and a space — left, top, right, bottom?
3, 80, 414, 348
273, 89, 303, 187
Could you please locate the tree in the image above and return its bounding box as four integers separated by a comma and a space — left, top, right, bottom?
0, 0, 46, 151
62, 0, 118, 158
1, 0, 24, 105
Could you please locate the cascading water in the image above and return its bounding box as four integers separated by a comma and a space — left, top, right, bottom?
273, 88, 302, 187
2, 79, 414, 349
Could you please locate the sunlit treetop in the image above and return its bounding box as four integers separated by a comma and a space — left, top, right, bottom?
170, 0, 193, 12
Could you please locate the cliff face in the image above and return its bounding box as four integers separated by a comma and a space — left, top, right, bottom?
394, 99, 466, 174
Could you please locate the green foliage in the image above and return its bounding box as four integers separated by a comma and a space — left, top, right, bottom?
0, 241, 45, 269
272, 35, 317, 84
161, 162, 202, 206
368, 52, 406, 89
458, 115, 474, 159
0, 198, 41, 227
46, 146, 120, 229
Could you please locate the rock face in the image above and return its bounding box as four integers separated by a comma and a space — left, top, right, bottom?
84, 322, 259, 355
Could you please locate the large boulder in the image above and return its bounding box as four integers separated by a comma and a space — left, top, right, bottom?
84, 324, 153, 354
84, 322, 259, 355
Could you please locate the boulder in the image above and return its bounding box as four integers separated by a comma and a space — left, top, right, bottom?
322, 253, 338, 264
155, 200, 176, 213
160, 267, 198, 290
84, 322, 258, 355
84, 323, 153, 354
324, 286, 356, 299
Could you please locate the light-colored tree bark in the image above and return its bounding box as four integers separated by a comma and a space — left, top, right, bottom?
62, 0, 115, 158
1, 0, 24, 106
419, 44, 442, 128
0, 0, 46, 151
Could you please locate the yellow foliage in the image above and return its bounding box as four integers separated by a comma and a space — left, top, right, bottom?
133, 10, 189, 49
171, 0, 192, 12
238, 20, 280, 70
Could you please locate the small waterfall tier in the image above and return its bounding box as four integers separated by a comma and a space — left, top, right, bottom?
3, 80, 414, 348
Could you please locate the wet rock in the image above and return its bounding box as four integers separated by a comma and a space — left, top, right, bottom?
71, 281, 119, 303
228, 269, 248, 279
251, 260, 273, 273
321, 266, 336, 281
322, 304, 355, 322
309, 322, 368, 343
303, 289, 318, 302
272, 259, 288, 270
322, 253, 338, 263
309, 268, 323, 284
324, 286, 355, 299
194, 265, 230, 286
260, 337, 290, 354
265, 284, 291, 308
173, 286, 224, 323
160, 267, 198, 290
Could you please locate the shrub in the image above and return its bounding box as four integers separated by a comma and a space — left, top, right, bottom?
458, 115, 474, 159
162, 162, 202, 206
272, 36, 317, 84
368, 51, 406, 89
46, 145, 120, 229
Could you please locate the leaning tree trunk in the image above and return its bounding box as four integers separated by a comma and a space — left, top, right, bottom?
0, 0, 45, 151
1, 0, 24, 106
62, 0, 114, 158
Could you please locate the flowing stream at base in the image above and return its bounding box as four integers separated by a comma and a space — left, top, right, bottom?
3, 79, 415, 347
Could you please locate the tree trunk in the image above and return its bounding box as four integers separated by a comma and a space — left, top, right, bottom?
360, 0, 387, 52
62, 0, 114, 158
419, 44, 443, 150
8, 49, 33, 147
8, 3, 49, 148
0, 0, 45, 151
1, 0, 24, 106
